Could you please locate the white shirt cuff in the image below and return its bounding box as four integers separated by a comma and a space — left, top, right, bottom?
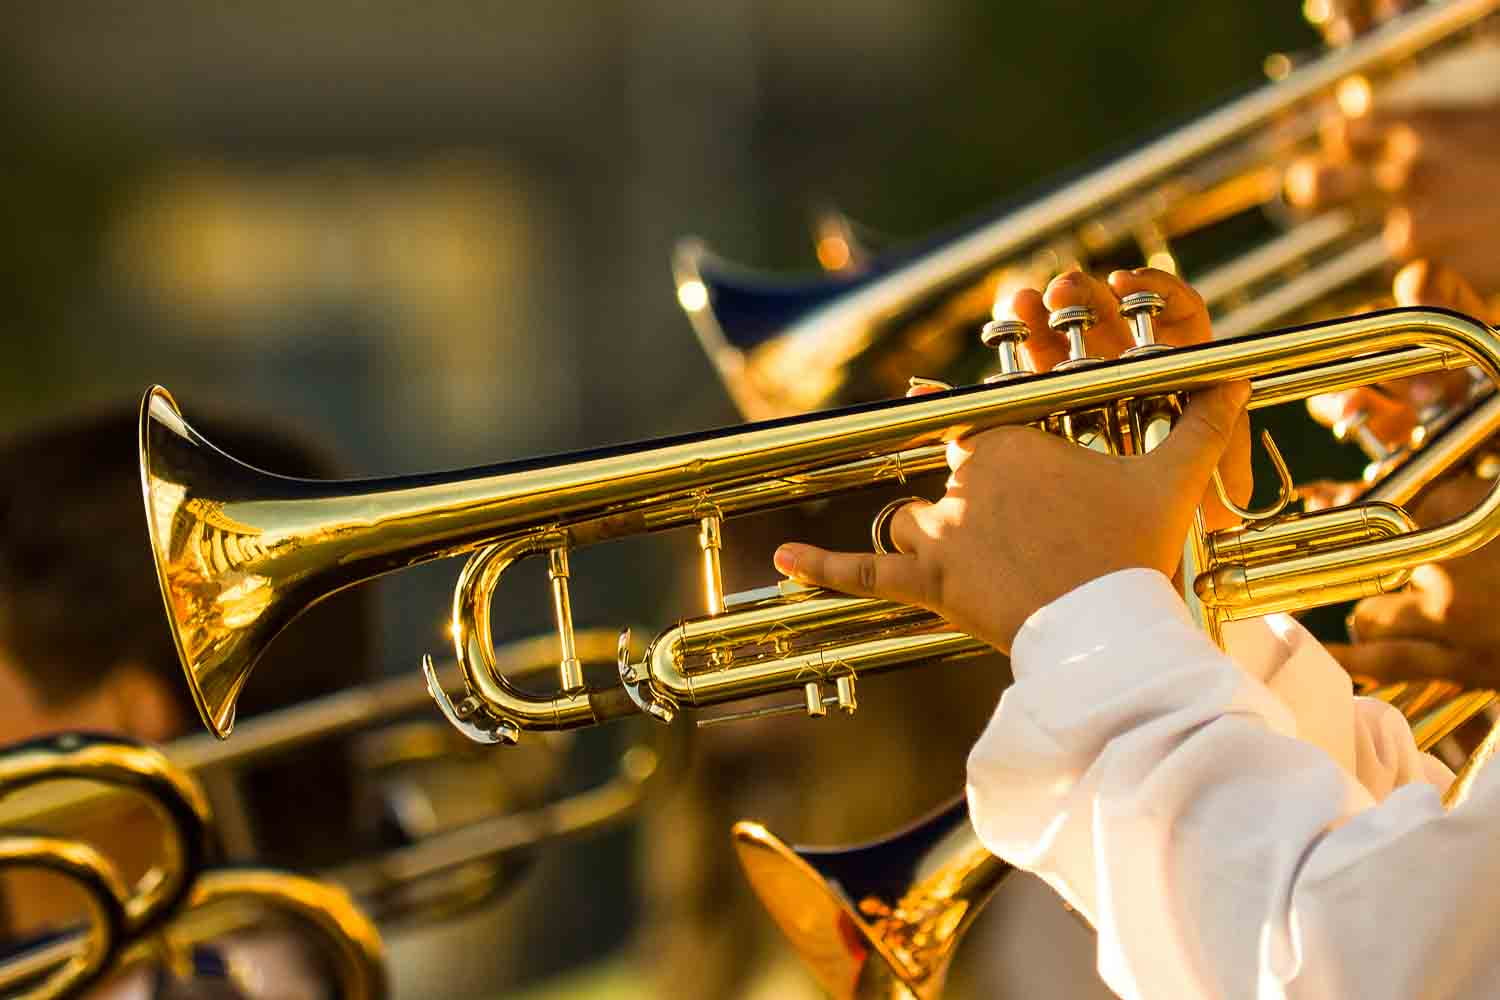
1006, 567, 1296, 739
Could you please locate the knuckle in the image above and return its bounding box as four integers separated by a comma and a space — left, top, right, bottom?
857, 556, 878, 592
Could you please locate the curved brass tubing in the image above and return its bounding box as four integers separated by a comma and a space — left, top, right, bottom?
0, 734, 215, 938
0, 836, 129, 1000
433, 532, 643, 744
147, 869, 387, 1000
0, 736, 388, 999
632, 585, 980, 720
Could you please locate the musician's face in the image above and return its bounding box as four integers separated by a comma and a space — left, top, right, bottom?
0, 649, 182, 746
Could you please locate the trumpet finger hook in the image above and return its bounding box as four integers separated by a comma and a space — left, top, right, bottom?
871, 497, 931, 555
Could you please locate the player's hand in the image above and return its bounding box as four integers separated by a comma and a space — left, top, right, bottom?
773, 269, 1251, 652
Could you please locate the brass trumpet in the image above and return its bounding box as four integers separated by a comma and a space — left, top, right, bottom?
143, 306, 1500, 748
0, 734, 386, 1000
674, 0, 1500, 420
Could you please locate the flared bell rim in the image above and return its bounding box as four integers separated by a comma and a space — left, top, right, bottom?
730, 819, 911, 999
139, 385, 236, 740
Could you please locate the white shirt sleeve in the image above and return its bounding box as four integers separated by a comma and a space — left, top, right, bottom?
965, 568, 1497, 1000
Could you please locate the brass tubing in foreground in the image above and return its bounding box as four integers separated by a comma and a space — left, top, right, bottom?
0, 735, 215, 938
0, 736, 388, 1000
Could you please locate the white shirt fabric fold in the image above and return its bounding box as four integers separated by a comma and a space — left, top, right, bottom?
965, 567, 1496, 1000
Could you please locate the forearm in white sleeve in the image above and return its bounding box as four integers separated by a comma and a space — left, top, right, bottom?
966, 568, 1500, 1000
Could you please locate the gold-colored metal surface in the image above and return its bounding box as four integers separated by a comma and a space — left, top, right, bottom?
675, 0, 1500, 419
150, 869, 387, 1000
733, 799, 1007, 1000
0, 632, 655, 928
144, 306, 1500, 745
0, 836, 128, 999
0, 735, 387, 999
1444, 713, 1500, 809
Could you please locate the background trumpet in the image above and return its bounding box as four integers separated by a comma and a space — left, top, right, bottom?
0, 733, 386, 1000
674, 0, 1500, 422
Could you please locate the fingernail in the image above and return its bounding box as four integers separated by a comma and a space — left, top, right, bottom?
1344, 611, 1360, 642
773, 545, 797, 576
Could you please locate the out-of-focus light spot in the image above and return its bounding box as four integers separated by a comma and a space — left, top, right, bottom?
1303, 0, 1333, 26
677, 279, 709, 312
1283, 160, 1317, 207
1263, 53, 1294, 81
1337, 75, 1373, 118
816, 235, 852, 272
1147, 251, 1179, 274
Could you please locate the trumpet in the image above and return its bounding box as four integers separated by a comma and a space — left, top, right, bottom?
142, 305, 1500, 748
0, 734, 386, 1000
674, 0, 1500, 421
0, 632, 657, 928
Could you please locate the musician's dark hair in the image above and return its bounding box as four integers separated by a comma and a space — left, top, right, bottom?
0, 404, 375, 866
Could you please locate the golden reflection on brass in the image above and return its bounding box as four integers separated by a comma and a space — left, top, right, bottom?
0, 735, 386, 999
144, 307, 1500, 747
733, 800, 1007, 1000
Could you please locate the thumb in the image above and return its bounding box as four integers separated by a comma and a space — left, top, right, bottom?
1154, 381, 1252, 495
773, 543, 933, 607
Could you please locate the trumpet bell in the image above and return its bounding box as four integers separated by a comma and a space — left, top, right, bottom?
140, 386, 353, 740
732, 797, 1010, 1000
142, 386, 274, 739
675, 240, 884, 420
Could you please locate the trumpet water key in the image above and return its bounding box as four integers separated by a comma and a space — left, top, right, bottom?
142, 306, 1500, 747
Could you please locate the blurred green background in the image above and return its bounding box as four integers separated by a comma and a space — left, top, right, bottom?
2, 2, 1366, 997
